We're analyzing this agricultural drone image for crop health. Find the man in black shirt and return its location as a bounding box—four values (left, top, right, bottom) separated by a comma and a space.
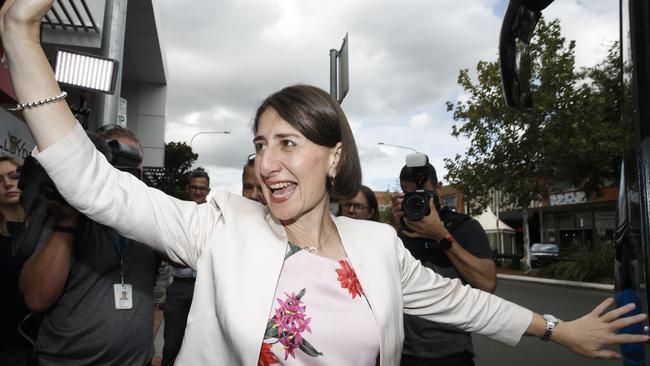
393, 163, 496, 366
20, 127, 159, 366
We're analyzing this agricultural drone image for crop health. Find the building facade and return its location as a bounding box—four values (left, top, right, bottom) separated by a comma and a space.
0, 0, 167, 168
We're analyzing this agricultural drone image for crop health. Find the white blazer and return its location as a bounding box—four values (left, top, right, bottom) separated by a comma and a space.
35, 123, 532, 365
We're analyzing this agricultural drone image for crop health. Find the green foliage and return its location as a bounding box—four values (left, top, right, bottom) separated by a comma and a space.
148, 142, 200, 199
540, 243, 614, 283
445, 19, 626, 210
379, 206, 394, 225
444, 18, 627, 270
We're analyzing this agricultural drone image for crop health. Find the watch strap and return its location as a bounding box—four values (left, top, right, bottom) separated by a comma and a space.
540, 314, 558, 341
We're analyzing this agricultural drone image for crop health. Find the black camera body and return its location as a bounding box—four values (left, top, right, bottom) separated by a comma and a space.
401, 153, 442, 221
107, 139, 143, 179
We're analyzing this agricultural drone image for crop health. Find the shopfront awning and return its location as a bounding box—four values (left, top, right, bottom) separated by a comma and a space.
43, 0, 100, 33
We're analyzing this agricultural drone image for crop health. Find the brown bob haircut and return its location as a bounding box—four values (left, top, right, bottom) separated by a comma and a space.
359, 185, 380, 222
253, 84, 361, 200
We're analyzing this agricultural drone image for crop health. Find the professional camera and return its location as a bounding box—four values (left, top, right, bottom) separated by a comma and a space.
12, 133, 142, 257
107, 139, 143, 179
401, 153, 442, 221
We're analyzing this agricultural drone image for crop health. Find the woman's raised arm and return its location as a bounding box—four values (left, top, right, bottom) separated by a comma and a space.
0, 0, 77, 148
0, 0, 222, 268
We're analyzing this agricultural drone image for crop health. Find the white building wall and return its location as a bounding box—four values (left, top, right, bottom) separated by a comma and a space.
122, 81, 166, 167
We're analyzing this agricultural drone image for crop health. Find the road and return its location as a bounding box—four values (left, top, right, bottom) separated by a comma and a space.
473, 277, 646, 366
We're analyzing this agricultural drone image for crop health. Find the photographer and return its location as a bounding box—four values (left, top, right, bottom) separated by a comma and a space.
393, 160, 495, 366
19, 127, 159, 366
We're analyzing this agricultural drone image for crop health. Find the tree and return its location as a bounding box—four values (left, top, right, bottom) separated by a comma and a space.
147, 142, 201, 199
444, 18, 626, 270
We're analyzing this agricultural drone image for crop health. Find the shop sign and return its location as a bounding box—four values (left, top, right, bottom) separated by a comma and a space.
549, 191, 586, 206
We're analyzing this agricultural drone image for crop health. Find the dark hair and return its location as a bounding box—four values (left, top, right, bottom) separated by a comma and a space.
188, 169, 210, 185
242, 155, 255, 182
97, 125, 143, 157
360, 185, 380, 222
399, 163, 438, 185
252, 85, 361, 200
245, 154, 255, 168
98, 125, 141, 146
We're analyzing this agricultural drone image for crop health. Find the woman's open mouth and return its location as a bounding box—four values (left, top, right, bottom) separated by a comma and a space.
267, 181, 296, 203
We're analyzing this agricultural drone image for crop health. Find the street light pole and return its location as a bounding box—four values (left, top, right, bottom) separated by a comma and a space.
330, 48, 338, 100
377, 142, 419, 153
190, 131, 231, 147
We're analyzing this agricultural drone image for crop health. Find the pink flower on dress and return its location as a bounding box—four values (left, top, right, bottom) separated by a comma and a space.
336, 260, 364, 299
271, 291, 312, 360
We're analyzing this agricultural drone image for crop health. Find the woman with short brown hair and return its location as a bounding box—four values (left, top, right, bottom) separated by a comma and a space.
1, 1, 648, 364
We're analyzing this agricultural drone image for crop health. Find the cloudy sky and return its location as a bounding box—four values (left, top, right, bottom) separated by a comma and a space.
155, 0, 618, 194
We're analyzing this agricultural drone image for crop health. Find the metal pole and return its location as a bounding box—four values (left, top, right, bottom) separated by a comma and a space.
190, 131, 231, 147
329, 49, 338, 100
377, 142, 419, 153
96, 0, 128, 128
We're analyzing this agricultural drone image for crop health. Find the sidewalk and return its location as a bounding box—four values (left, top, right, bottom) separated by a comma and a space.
495, 266, 526, 276
495, 265, 614, 290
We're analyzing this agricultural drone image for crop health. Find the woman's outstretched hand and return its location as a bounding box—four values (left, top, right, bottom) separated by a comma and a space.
0, 0, 54, 42
549, 298, 649, 359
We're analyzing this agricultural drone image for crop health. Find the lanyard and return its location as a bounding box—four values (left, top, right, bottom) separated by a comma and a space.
111, 230, 129, 285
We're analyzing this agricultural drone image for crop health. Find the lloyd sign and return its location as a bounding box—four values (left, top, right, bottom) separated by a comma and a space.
0, 109, 35, 159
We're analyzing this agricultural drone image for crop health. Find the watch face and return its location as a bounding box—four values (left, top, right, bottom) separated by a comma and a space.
543, 314, 558, 323
438, 238, 452, 250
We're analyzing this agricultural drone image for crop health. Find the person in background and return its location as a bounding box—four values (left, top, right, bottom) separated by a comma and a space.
242, 154, 266, 204
20, 128, 159, 366
338, 185, 379, 221
393, 162, 495, 366
161, 169, 210, 366
185, 169, 210, 205
0, 155, 29, 366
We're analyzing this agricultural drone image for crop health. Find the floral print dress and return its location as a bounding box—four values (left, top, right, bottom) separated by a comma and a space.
258, 244, 379, 366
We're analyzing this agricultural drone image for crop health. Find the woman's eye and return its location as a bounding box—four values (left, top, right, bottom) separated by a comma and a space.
282, 139, 296, 148
254, 142, 266, 152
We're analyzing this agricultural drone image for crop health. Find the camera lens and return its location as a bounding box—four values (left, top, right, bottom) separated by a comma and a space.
402, 192, 431, 221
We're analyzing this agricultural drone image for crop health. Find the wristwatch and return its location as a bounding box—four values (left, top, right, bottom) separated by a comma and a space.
438, 235, 455, 250
541, 314, 559, 341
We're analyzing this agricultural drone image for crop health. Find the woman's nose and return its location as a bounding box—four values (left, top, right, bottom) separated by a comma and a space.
258, 150, 281, 178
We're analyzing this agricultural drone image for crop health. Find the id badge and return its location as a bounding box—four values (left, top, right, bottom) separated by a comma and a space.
113, 283, 133, 310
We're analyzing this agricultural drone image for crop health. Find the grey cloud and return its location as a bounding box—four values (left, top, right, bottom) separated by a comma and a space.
156, 0, 617, 193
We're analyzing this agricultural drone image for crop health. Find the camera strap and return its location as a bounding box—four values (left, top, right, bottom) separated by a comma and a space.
440, 209, 471, 234
111, 230, 129, 283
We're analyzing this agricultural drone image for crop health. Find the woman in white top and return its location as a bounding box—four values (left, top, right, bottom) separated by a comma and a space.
1, 0, 648, 365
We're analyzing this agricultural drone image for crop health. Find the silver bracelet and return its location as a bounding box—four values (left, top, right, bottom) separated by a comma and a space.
7, 91, 68, 112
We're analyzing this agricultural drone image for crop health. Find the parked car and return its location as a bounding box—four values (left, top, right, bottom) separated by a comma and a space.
530, 243, 560, 268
